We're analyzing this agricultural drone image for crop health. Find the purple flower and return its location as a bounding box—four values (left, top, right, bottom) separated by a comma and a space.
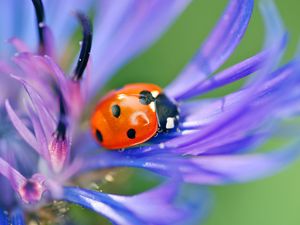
0, 0, 299, 224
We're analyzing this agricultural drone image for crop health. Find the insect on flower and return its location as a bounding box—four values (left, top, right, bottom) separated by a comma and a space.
91, 83, 180, 149
77, 0, 300, 187
1, 0, 300, 224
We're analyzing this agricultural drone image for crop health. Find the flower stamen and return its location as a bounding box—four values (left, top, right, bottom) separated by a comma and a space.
48, 86, 69, 173
73, 12, 93, 81
31, 0, 46, 54
56, 85, 67, 140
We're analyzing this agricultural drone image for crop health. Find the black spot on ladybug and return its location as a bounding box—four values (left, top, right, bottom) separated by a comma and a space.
111, 104, 121, 118
127, 128, 136, 139
139, 90, 155, 105
95, 129, 103, 142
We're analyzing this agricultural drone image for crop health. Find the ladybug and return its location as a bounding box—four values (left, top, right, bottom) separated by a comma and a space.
90, 83, 180, 149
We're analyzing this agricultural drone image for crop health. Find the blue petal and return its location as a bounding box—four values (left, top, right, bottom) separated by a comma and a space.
61, 181, 210, 225
178, 51, 267, 99
181, 143, 300, 184
63, 187, 145, 225
76, 151, 181, 177
166, 0, 254, 100
0, 209, 9, 225
78, 141, 300, 185
11, 209, 25, 225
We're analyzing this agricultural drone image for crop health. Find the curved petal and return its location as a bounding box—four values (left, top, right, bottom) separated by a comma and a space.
182, 144, 300, 184
76, 142, 300, 185
177, 51, 268, 100
5, 100, 40, 155
173, 59, 300, 155
0, 157, 26, 191
165, 0, 254, 100
180, 58, 298, 124
73, 151, 183, 178
61, 181, 210, 225
89, 0, 192, 98
8, 37, 31, 53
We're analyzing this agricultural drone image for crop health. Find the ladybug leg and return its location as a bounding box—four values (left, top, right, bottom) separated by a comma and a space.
155, 94, 179, 132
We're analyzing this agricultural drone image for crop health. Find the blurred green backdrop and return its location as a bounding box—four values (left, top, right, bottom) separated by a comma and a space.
71, 1, 300, 225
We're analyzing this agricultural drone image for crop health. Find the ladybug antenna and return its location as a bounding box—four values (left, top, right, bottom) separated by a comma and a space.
73, 12, 93, 82
53, 84, 68, 140
31, 0, 46, 53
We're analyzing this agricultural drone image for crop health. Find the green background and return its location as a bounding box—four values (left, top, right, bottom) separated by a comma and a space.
71, 1, 300, 225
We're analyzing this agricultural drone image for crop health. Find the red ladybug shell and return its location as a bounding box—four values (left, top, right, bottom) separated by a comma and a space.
91, 83, 162, 149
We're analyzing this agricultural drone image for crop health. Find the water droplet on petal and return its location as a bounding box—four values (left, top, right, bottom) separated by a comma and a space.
159, 143, 165, 149
38, 22, 45, 28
